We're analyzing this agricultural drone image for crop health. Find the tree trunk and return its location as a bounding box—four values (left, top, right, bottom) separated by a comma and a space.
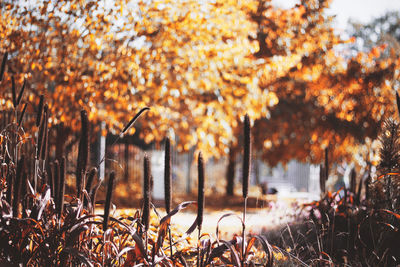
226, 147, 236, 196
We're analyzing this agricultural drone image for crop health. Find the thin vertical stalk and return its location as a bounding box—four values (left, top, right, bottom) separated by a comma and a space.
47, 162, 54, 196
242, 114, 251, 265
226, 145, 236, 196
143, 154, 151, 253
90, 180, 102, 209
324, 147, 329, 182
350, 168, 356, 194
58, 157, 66, 219
6, 168, 13, 204
37, 103, 48, 161
13, 155, 24, 217
17, 103, 27, 127
53, 160, 60, 202
103, 171, 115, 231
164, 138, 172, 214
76, 110, 89, 198
39, 105, 49, 182
0, 51, 7, 82
197, 152, 205, 267
11, 76, 18, 175
396, 91, 400, 119
16, 79, 26, 107
164, 137, 173, 256
34, 96, 44, 192
319, 164, 326, 196
11, 76, 17, 108
85, 167, 97, 208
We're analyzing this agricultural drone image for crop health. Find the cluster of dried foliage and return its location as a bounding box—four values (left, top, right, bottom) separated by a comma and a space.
0, 54, 279, 266
265, 96, 400, 266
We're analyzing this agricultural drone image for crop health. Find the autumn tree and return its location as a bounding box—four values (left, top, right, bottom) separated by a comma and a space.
130, 0, 277, 157
248, 0, 400, 168
0, 0, 276, 161
349, 11, 400, 57
3, 0, 399, 197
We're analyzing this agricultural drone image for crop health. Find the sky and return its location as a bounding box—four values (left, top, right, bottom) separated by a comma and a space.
273, 0, 400, 30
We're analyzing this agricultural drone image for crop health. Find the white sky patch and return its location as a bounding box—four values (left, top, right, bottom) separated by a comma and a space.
271, 0, 400, 30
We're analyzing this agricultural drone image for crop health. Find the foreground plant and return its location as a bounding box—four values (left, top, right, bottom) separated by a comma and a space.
0, 57, 282, 266
242, 114, 251, 265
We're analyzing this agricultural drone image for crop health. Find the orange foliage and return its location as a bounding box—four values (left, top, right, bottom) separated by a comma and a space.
1, 0, 399, 163
251, 0, 400, 166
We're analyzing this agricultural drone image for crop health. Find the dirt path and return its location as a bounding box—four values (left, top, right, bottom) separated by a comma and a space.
167, 202, 298, 240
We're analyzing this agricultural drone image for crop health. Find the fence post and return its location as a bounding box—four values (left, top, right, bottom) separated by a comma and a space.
186, 148, 194, 194
99, 121, 106, 180
124, 137, 129, 182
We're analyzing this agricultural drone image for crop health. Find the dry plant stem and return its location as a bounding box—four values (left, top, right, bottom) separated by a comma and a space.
168, 228, 173, 257
16, 79, 26, 107
242, 114, 251, 265
197, 152, 205, 267
197, 227, 201, 267
242, 197, 247, 262
76, 110, 89, 198
17, 103, 27, 127
58, 157, 66, 220
103, 171, 115, 231
54, 161, 61, 209
324, 147, 329, 182
34, 96, 44, 193
38, 105, 49, 192
143, 154, 151, 255
11, 76, 17, 108
0, 51, 7, 82
84, 167, 97, 208
164, 137, 173, 256
13, 155, 24, 217
396, 91, 400, 119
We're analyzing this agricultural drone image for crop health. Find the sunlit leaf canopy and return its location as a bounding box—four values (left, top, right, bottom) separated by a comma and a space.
249, 0, 400, 165
1, 0, 400, 164
0, 0, 274, 159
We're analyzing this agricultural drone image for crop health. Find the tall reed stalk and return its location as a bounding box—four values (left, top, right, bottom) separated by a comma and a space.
57, 157, 66, 218
0, 52, 7, 82
40, 104, 49, 162
16, 79, 26, 108
53, 160, 60, 203
34, 95, 44, 192
164, 137, 173, 256
242, 114, 251, 264
197, 152, 205, 267
143, 154, 151, 250
12, 155, 24, 217
324, 147, 329, 182
84, 167, 97, 208
76, 110, 89, 198
319, 164, 326, 196
103, 171, 115, 231
396, 91, 400, 119
350, 168, 356, 194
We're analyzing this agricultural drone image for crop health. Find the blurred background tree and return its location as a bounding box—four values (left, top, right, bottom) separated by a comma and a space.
348, 11, 400, 57
249, 0, 400, 167
0, 0, 274, 159
1, 0, 400, 191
